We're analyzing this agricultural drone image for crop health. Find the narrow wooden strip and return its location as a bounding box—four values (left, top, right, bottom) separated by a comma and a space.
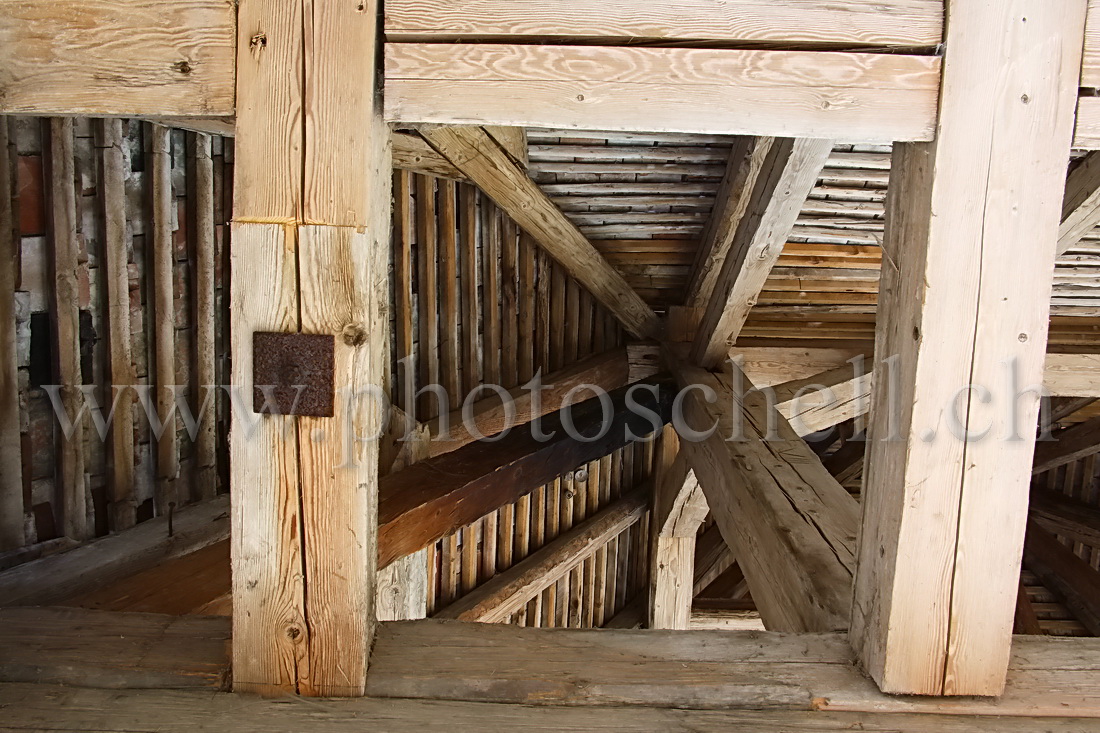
0, 117, 23, 550
190, 132, 217, 501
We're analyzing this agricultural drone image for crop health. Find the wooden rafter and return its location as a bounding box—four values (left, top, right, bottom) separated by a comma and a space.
1059, 151, 1100, 255
1033, 416, 1100, 474
1029, 489, 1100, 549
419, 125, 660, 338
691, 138, 833, 368
1023, 521, 1100, 637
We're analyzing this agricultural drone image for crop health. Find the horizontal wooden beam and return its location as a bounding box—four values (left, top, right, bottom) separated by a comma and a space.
426, 347, 630, 457
673, 356, 860, 632
0, 0, 235, 116
773, 364, 872, 436
383, 0, 944, 47
435, 489, 647, 623
392, 130, 469, 182
385, 45, 941, 142
377, 379, 673, 568
1029, 489, 1100, 549
420, 125, 659, 337
1032, 416, 1100, 474
367, 620, 1100, 718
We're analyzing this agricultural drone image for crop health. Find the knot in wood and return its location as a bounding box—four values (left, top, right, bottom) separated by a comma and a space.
342, 323, 368, 347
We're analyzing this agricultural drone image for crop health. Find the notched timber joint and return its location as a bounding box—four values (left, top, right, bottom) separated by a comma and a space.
252, 332, 335, 416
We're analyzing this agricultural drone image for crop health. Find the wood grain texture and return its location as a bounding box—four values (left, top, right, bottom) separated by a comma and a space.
384, 0, 944, 46
1084, 0, 1100, 88
1032, 416, 1100, 474
1074, 96, 1100, 149
386, 45, 941, 142
190, 133, 217, 501
852, 0, 1086, 696
691, 138, 833, 367
1059, 151, 1100, 256
47, 118, 87, 541
368, 620, 1100, 718
150, 125, 178, 514
0, 117, 21, 550
392, 131, 467, 181
96, 119, 137, 530
650, 536, 694, 630
420, 126, 659, 338
673, 356, 859, 633
436, 490, 647, 623
0, 0, 235, 116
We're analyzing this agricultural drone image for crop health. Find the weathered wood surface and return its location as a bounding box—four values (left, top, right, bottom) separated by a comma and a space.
0, 496, 229, 608
383, 0, 944, 46
0, 118, 21, 551
435, 489, 647, 623
1059, 152, 1100, 256
386, 45, 941, 142
190, 133, 217, 501
420, 126, 659, 337
0, 0, 236, 116
378, 379, 673, 567
852, 0, 1087, 696
2, 683, 1096, 732
367, 621, 1100, 718
673, 357, 859, 633
0, 607, 229, 690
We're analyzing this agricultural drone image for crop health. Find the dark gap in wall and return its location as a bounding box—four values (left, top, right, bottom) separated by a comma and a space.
31, 502, 57, 542
28, 312, 51, 389
136, 497, 154, 524
79, 309, 95, 385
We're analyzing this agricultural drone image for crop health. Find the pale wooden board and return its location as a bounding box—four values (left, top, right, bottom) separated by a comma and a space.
384, 0, 944, 46
385, 45, 941, 142
0, 607, 229, 690
1, 682, 1096, 732
1075, 97, 1100, 150
0, 0, 235, 116
1084, 0, 1100, 88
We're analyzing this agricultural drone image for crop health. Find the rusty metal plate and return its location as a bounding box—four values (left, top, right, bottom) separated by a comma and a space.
252, 332, 335, 417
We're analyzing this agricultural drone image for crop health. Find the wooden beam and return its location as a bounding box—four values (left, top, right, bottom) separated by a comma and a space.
1024, 521, 1100, 636
419, 126, 659, 338
1032, 416, 1100, 474
385, 45, 941, 142
0, 117, 21, 551
672, 356, 859, 632
1012, 580, 1044, 636
650, 429, 705, 630
652, 453, 707, 539
383, 0, 944, 47
425, 346, 630, 458
691, 138, 833, 368
391, 131, 468, 182
772, 364, 872, 437
0, 495, 229, 608
650, 535, 694, 630
0, 0, 235, 116
435, 489, 647, 623
851, 0, 1086, 697
692, 524, 735, 597
1058, 152, 1100, 256
189, 132, 217, 501
367, 620, 1100, 718
230, 0, 390, 697
46, 118, 87, 541
96, 119, 137, 531
685, 137, 774, 309
1029, 489, 1100, 549
378, 379, 673, 568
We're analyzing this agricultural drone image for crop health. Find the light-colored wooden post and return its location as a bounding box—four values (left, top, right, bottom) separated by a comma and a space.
0, 117, 23, 550
231, 0, 390, 696
47, 118, 88, 541
852, 0, 1087, 696
96, 119, 136, 531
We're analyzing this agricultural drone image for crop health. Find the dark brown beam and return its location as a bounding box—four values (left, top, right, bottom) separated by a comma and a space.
1029, 489, 1100, 553
1032, 416, 1100, 474
1023, 521, 1100, 636
378, 379, 674, 568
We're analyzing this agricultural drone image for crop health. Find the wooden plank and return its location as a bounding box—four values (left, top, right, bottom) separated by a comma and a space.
46, 118, 87, 541
419, 126, 658, 338
384, 0, 944, 46
415, 174, 439, 419
378, 380, 673, 568
652, 453, 707, 539
772, 364, 873, 436
1074, 97, 1100, 149
0, 0, 235, 116
0, 494, 229, 608
1033, 416, 1100, 474
1023, 522, 1100, 636
650, 536, 694, 630
392, 131, 468, 181
436, 489, 647, 622
1058, 152, 1100, 256
386, 45, 941, 143
4, 682, 1099, 732
368, 620, 1100, 718
0, 607, 229, 690
672, 357, 859, 632
1029, 489, 1100, 549
0, 117, 21, 551
426, 347, 630, 457
96, 119, 137, 530
190, 132, 217, 501
691, 138, 833, 367
851, 0, 1086, 697
685, 137, 774, 309
1085, 0, 1100, 88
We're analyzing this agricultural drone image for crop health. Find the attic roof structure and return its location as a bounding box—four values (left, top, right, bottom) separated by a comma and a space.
2, 0, 1100, 729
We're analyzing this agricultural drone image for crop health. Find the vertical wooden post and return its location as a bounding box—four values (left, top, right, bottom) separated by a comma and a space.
231, 0, 390, 696
96, 119, 136, 531
0, 117, 23, 550
190, 132, 217, 501
46, 118, 87, 541
149, 124, 178, 515
852, 0, 1086, 696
